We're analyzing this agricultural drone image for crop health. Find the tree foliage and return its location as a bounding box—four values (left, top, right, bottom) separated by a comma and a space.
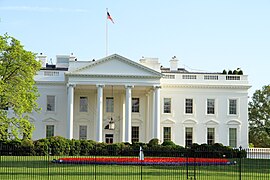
248, 85, 270, 147
0, 34, 41, 140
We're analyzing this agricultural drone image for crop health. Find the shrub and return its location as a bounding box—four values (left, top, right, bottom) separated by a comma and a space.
148, 138, 159, 147
238, 70, 243, 75
48, 136, 70, 156
80, 140, 95, 155
21, 139, 35, 155
161, 140, 176, 146
33, 138, 49, 155
69, 139, 81, 156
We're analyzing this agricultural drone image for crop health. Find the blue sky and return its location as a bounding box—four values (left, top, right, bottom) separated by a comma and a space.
0, 0, 269, 95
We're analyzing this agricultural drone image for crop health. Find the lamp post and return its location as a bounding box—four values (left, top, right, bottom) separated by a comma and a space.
108, 117, 115, 130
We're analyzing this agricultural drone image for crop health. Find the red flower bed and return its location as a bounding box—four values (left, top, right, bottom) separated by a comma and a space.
53, 157, 232, 166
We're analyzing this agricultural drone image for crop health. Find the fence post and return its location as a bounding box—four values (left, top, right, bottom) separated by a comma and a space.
47, 146, 51, 180
94, 144, 97, 180
186, 148, 189, 179
238, 146, 242, 180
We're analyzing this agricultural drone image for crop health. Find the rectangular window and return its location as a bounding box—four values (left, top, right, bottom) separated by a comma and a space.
132, 98, 140, 113
229, 99, 237, 115
79, 125, 87, 140
163, 98, 171, 113
132, 126, 139, 143
207, 99, 215, 114
163, 127, 171, 142
185, 99, 193, 114
207, 128, 215, 145
106, 97, 114, 113
185, 127, 193, 147
46, 125, 54, 138
229, 128, 237, 148
47, 95, 55, 111
80, 97, 88, 112
105, 134, 114, 144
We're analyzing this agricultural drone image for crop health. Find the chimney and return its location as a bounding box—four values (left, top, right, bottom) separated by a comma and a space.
170, 56, 178, 71
36, 53, 47, 68
69, 53, 76, 62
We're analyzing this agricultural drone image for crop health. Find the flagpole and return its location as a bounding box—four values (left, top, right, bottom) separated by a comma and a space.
106, 8, 108, 56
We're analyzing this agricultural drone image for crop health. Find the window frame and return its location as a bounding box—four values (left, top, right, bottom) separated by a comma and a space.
229, 128, 237, 148
106, 97, 114, 113
207, 128, 215, 145
79, 96, 88, 112
46, 95, 56, 112
229, 99, 237, 115
132, 98, 140, 113
163, 98, 171, 114
185, 98, 193, 114
207, 99, 215, 115
79, 125, 87, 140
131, 126, 139, 143
46, 125, 55, 138
185, 127, 193, 147
163, 127, 172, 142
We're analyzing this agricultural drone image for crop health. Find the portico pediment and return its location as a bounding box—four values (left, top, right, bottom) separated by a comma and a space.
67, 54, 163, 78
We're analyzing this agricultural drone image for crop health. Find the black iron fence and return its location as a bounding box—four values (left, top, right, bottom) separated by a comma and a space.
0, 143, 270, 180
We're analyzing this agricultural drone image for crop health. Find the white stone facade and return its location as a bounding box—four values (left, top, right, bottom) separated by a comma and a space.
30, 54, 250, 148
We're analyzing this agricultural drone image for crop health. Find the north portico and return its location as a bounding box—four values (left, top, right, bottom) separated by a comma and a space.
65, 54, 163, 143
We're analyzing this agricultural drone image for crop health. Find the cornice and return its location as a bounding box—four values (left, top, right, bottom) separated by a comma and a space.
66, 73, 160, 79
35, 81, 66, 86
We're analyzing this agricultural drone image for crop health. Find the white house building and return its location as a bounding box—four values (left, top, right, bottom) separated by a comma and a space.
31, 53, 251, 148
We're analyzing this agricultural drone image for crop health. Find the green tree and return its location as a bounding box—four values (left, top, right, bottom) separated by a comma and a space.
0, 34, 41, 140
248, 85, 270, 147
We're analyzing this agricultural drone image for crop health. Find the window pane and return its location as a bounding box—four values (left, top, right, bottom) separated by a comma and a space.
207, 128, 215, 145
106, 97, 114, 112
207, 99, 215, 114
105, 134, 114, 144
47, 95, 55, 111
79, 125, 87, 140
185, 99, 193, 114
132, 126, 139, 143
229, 99, 237, 115
229, 128, 237, 147
132, 98, 140, 113
163, 127, 171, 141
46, 125, 54, 138
80, 97, 88, 112
185, 127, 193, 147
164, 98, 171, 113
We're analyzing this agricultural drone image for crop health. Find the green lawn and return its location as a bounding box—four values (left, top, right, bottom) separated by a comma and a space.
0, 156, 269, 180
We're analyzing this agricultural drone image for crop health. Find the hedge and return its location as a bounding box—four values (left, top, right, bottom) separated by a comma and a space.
0, 137, 245, 158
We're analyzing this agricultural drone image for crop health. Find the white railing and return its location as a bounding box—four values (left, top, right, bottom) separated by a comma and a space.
247, 148, 270, 159
161, 74, 249, 85
44, 71, 60, 76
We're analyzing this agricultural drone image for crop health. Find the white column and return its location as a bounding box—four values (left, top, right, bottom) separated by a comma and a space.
96, 84, 104, 142
67, 83, 76, 139
121, 94, 126, 142
153, 86, 161, 140
125, 85, 133, 143
145, 92, 150, 142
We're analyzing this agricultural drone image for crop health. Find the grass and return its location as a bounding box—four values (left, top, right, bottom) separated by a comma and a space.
0, 156, 269, 180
